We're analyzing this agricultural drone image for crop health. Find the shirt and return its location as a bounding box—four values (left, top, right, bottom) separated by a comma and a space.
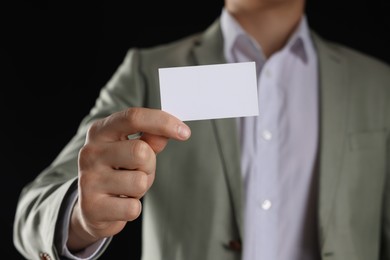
221, 8, 320, 260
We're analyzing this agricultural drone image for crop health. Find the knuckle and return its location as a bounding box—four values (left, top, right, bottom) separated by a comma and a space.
134, 173, 149, 196
86, 121, 101, 140
79, 144, 98, 162
124, 107, 141, 126
132, 141, 151, 162
126, 199, 142, 220
78, 144, 102, 169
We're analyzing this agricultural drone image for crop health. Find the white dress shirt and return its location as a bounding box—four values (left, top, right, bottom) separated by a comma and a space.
221, 9, 321, 260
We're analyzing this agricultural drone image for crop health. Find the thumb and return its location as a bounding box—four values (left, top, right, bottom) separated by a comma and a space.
140, 133, 171, 154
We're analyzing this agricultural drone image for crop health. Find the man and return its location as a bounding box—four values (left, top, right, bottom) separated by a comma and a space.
14, 0, 390, 259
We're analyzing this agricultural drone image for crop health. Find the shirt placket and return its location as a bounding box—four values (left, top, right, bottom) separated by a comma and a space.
253, 54, 284, 259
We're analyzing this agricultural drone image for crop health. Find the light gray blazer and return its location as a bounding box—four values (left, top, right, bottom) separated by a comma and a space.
14, 18, 390, 260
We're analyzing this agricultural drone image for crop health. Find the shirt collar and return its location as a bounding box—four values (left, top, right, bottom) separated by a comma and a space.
221, 7, 313, 64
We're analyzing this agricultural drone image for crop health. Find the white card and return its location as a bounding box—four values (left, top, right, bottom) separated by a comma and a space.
158, 62, 259, 121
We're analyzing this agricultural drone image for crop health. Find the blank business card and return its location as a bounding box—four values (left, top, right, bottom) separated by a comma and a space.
158, 62, 259, 121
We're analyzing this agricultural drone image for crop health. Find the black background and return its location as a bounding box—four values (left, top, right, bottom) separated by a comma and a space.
1, 0, 389, 259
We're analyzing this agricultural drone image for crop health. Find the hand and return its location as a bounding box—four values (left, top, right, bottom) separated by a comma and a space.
67, 107, 191, 251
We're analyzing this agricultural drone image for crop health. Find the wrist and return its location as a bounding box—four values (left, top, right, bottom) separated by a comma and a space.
67, 201, 99, 252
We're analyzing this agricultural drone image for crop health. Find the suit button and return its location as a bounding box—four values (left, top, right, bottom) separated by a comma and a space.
227, 240, 242, 252
39, 252, 52, 260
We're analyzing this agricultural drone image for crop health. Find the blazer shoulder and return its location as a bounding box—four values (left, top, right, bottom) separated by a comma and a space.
314, 31, 390, 78
340, 44, 390, 77
129, 32, 203, 69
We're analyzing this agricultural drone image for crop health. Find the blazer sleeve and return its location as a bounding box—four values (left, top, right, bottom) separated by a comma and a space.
13, 48, 148, 260
382, 73, 390, 259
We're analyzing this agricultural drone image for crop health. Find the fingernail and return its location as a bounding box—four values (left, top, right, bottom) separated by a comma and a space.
177, 124, 191, 139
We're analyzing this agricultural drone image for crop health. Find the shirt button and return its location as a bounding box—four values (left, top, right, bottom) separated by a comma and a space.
261, 200, 272, 210
261, 130, 272, 141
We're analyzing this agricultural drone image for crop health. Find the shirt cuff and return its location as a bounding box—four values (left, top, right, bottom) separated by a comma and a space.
57, 189, 110, 260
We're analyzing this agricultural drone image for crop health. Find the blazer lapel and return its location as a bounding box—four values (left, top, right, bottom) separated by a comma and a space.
211, 119, 244, 238
192, 19, 244, 238
192, 18, 226, 65
312, 32, 348, 250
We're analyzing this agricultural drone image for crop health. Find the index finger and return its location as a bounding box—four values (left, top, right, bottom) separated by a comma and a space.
88, 107, 191, 142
